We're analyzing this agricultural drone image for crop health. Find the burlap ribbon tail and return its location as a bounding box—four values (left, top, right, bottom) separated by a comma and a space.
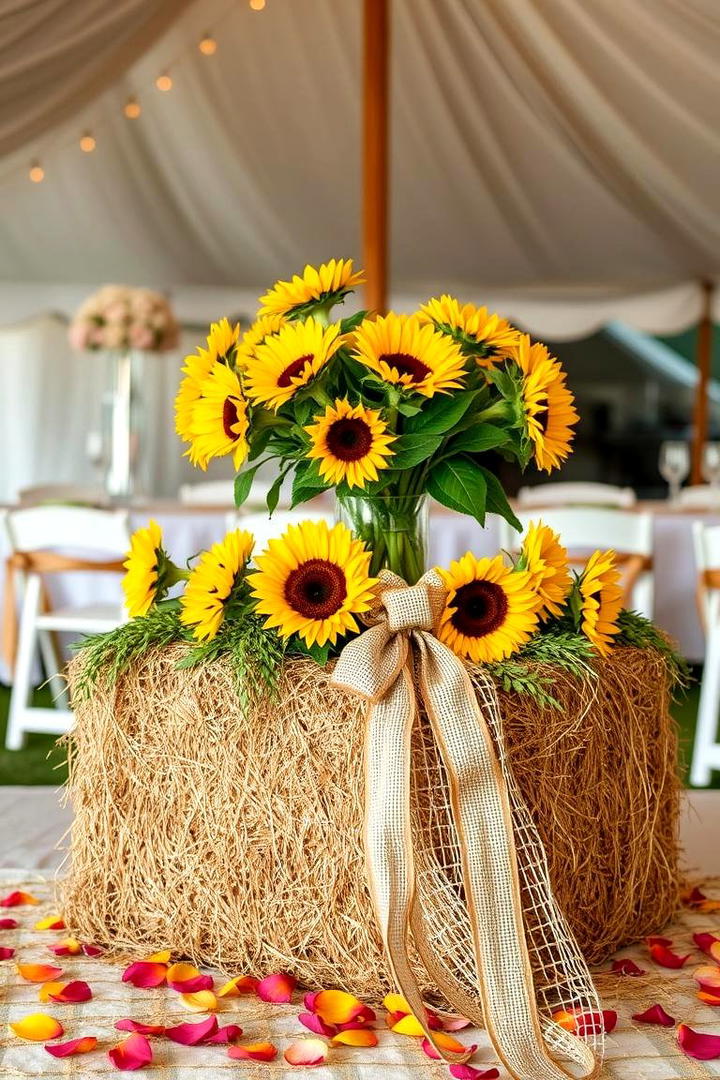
331, 569, 600, 1080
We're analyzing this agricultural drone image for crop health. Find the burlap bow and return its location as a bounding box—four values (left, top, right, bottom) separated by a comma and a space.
331, 569, 600, 1080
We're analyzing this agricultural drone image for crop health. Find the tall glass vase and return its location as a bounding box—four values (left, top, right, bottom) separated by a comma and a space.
104, 350, 143, 500
335, 494, 429, 584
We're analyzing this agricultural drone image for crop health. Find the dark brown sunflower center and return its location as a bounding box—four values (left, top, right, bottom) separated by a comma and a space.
222, 396, 241, 439
277, 354, 313, 387
450, 580, 508, 638
380, 352, 430, 383
284, 559, 347, 619
325, 418, 373, 461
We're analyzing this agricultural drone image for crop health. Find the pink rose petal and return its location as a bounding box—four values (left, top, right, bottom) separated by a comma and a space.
300, 1011, 336, 1036
49, 980, 93, 1003
165, 1015, 218, 1046
0, 947, 15, 960
204, 1024, 243, 1044
694, 933, 720, 956
632, 1004, 675, 1027
611, 958, 647, 976
115, 1020, 166, 1036
122, 961, 167, 988
284, 1037, 327, 1066
82, 944, 104, 957
450, 1068, 500, 1080
303, 991, 321, 1012
441, 1015, 472, 1032
678, 1023, 720, 1060
257, 971, 296, 1003
168, 973, 214, 994
108, 1033, 153, 1070
45, 1036, 98, 1057
0, 918, 18, 930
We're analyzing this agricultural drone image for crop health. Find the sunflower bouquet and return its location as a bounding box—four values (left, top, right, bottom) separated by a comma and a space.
175, 259, 577, 584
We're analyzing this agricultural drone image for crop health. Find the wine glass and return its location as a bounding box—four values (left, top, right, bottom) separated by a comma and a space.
701, 442, 720, 507
659, 441, 690, 504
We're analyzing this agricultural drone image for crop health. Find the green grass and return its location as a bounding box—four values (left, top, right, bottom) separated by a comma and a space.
0, 669, 717, 788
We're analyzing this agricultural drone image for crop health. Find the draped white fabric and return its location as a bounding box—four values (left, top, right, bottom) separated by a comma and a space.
0, 0, 718, 309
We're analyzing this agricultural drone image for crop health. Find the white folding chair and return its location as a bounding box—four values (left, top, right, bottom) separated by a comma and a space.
690, 523, 720, 786
226, 508, 335, 560
178, 480, 236, 506
17, 484, 107, 507
516, 482, 636, 509
499, 507, 654, 618
4, 506, 129, 750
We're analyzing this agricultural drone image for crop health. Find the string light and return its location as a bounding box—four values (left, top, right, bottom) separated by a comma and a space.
155, 72, 173, 92
198, 33, 217, 55
29, 162, 44, 183
124, 97, 141, 119
80, 133, 96, 153
249, 0, 266, 9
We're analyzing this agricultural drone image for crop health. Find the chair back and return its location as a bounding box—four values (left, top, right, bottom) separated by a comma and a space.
17, 484, 107, 508
5, 506, 130, 558
226, 509, 335, 557
178, 481, 236, 506
693, 522, 720, 631
516, 482, 636, 509
678, 485, 720, 510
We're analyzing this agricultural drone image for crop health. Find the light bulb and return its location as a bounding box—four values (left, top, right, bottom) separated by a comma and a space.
80, 133, 96, 153
29, 162, 44, 183
199, 34, 217, 55
124, 98, 141, 119
155, 73, 173, 92
249, 0, 266, 10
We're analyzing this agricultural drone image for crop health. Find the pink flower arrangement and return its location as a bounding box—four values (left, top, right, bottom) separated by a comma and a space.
69, 285, 179, 353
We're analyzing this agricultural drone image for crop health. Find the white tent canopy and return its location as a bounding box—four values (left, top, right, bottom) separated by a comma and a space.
1, 0, 719, 335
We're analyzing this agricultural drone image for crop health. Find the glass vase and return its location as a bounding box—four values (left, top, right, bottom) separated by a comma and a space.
335, 493, 429, 584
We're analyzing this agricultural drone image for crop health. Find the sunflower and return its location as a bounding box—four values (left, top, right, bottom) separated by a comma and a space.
519, 521, 572, 620
305, 399, 395, 489
258, 259, 365, 318
352, 312, 466, 397
577, 550, 623, 657
510, 334, 579, 472
436, 553, 539, 664
243, 317, 343, 411
249, 520, 377, 648
418, 295, 521, 367
234, 313, 286, 370
182, 361, 249, 470
175, 318, 241, 441
180, 530, 254, 641
122, 520, 183, 617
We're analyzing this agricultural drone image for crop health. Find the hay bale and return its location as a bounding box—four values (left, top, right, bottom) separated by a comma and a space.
62, 645, 680, 1001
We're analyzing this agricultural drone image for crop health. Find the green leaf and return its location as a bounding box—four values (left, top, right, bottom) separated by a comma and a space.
446, 423, 509, 455
404, 391, 479, 435
339, 310, 367, 334
234, 464, 262, 508
293, 397, 316, 426
389, 433, 444, 470
266, 469, 289, 515
396, 398, 423, 417
426, 456, 487, 524
478, 466, 522, 531
290, 460, 329, 507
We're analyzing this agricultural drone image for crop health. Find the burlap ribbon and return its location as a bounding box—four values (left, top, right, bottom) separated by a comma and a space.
331, 569, 600, 1080
3, 551, 125, 671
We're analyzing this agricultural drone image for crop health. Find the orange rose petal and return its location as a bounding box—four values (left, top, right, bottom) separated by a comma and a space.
314, 988, 373, 1025
229, 1041, 278, 1061
391, 1013, 425, 1037
17, 963, 64, 984
109, 1032, 153, 1070
218, 975, 259, 997
0, 890, 39, 907
10, 1013, 64, 1041
179, 990, 218, 1012
45, 1036, 98, 1058
284, 1037, 328, 1066
166, 961, 199, 983
331, 1028, 378, 1047
698, 990, 720, 1006
38, 981, 67, 1003
146, 950, 171, 963
50, 937, 82, 956
34, 916, 65, 931
693, 965, 720, 991
552, 1009, 578, 1032
384, 992, 412, 1015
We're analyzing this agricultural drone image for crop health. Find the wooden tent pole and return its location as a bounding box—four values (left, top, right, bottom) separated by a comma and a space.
691, 279, 715, 485
362, 0, 389, 314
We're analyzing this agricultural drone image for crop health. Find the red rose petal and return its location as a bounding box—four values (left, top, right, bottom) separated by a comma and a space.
0, 918, 18, 929
115, 1020, 166, 1036
300, 1011, 336, 1036
0, 890, 39, 907
257, 971, 296, 1003
646, 936, 674, 947
450, 1068, 500, 1080
678, 1023, 720, 1060
82, 944, 104, 957
694, 933, 720, 956
204, 1023, 244, 1045
169, 974, 214, 993
0, 947, 15, 960
611, 958, 647, 976
649, 943, 691, 969
121, 961, 167, 988
49, 980, 93, 1004
45, 1036, 98, 1057
165, 1015, 218, 1045
109, 1033, 153, 1071
632, 1004, 675, 1027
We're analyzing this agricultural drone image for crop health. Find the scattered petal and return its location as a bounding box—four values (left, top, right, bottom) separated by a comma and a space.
10, 1013, 64, 1041
0, 890, 39, 907
420, 1033, 477, 1058
440, 1015, 472, 1032
45, 1036, 97, 1057
392, 1013, 425, 1037
693, 965, 720, 992
146, 950, 171, 963
0, 947, 15, 960
450, 1068, 500, 1080
576, 1011, 617, 1036
683, 886, 720, 913
166, 961, 214, 993
331, 1028, 378, 1047
551, 1010, 578, 1032
122, 961, 167, 988
34, 915, 65, 931
678, 1023, 720, 1060
179, 990, 218, 1012
646, 936, 674, 947
205, 1023, 243, 1044
0, 918, 18, 929
229, 1041, 278, 1061
50, 937, 83, 956
300, 1011, 336, 1036
115, 1020, 166, 1035
648, 943, 690, 969
17, 963, 63, 983
82, 944, 104, 957
694, 933, 720, 956
697, 990, 720, 1006
314, 989, 374, 1025
39, 981, 67, 1003
257, 971, 296, 1003
383, 992, 411, 1015
49, 980, 93, 1004
632, 1004, 676, 1027
304, 991, 321, 1012
611, 958, 647, 977
218, 974, 258, 997
109, 1033, 153, 1071
284, 1037, 328, 1066
165, 1015, 218, 1045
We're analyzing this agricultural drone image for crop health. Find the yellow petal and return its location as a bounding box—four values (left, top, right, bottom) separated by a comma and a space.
179, 991, 218, 1012
10, 1013, 64, 1041
38, 981, 67, 1003
146, 949, 172, 963
391, 1013, 425, 1037
384, 993, 412, 1015
332, 1028, 378, 1047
